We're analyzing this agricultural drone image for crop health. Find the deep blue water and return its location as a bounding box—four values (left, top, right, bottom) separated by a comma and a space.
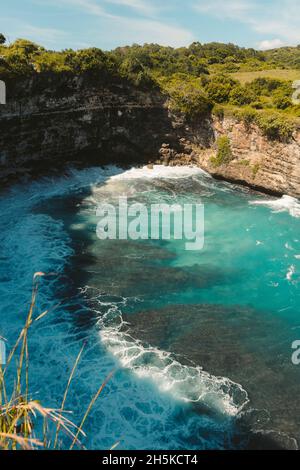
0, 165, 300, 449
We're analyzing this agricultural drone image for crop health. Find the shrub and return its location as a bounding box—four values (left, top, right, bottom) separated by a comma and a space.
205, 74, 238, 103
229, 85, 256, 105
233, 106, 257, 128
256, 113, 294, 141
251, 100, 264, 109
212, 104, 225, 120
233, 107, 295, 141
248, 77, 286, 96
165, 76, 213, 117
11, 39, 42, 57
211, 135, 233, 166
273, 89, 293, 110
34, 51, 73, 73
1, 51, 34, 76
252, 163, 260, 177
65, 48, 116, 76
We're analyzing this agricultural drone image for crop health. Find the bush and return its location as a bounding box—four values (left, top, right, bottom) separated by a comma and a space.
273, 89, 293, 110
248, 77, 286, 96
211, 135, 233, 166
251, 100, 264, 109
232, 106, 295, 141
229, 85, 256, 105
257, 113, 294, 141
1, 51, 34, 77
205, 74, 238, 103
212, 104, 225, 120
65, 48, 116, 75
11, 39, 42, 57
165, 76, 213, 117
233, 106, 257, 129
133, 70, 157, 88
34, 51, 73, 73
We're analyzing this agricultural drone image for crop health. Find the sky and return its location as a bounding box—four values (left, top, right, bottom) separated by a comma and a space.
0, 0, 300, 51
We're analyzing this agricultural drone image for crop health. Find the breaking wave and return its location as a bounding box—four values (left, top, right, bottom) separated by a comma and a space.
85, 289, 249, 419
109, 164, 211, 181
250, 195, 300, 218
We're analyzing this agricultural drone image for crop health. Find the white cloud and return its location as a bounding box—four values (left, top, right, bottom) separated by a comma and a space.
258, 38, 285, 50
46, 0, 194, 47
103, 0, 157, 16
106, 16, 194, 47
194, 0, 254, 20
61, 0, 108, 16
193, 0, 300, 47
0, 19, 69, 48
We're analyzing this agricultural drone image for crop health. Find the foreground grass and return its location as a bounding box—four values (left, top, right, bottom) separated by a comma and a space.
0, 272, 110, 450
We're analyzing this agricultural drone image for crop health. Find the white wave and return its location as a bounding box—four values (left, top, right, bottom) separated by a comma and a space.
91, 293, 248, 419
249, 195, 300, 218
109, 165, 211, 181
286, 265, 296, 281
100, 325, 248, 417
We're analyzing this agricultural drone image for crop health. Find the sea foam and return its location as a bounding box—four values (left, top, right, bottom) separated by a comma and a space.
250, 195, 300, 218
109, 165, 211, 181
87, 289, 249, 419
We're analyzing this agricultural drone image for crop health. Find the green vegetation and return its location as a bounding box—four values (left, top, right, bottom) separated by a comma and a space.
256, 112, 294, 141
1, 36, 300, 140
160, 74, 212, 117
252, 163, 260, 178
205, 74, 238, 103
211, 136, 233, 167
232, 106, 295, 141
264, 46, 300, 69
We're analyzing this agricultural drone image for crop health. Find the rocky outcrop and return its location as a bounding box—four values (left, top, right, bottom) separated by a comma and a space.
0, 72, 300, 197
162, 116, 300, 198
200, 116, 300, 197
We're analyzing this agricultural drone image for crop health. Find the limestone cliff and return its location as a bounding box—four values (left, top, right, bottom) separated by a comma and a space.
190, 116, 300, 198
0, 73, 300, 198
0, 73, 181, 182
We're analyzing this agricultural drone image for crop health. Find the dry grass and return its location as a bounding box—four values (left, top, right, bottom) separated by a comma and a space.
230, 69, 300, 84
0, 273, 109, 450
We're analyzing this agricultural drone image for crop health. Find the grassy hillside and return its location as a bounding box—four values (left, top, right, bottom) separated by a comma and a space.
230, 69, 300, 84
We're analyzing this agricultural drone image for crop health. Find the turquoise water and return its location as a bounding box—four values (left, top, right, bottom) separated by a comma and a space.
0, 165, 300, 449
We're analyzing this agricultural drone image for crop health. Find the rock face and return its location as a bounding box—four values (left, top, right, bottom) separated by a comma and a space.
166, 116, 300, 198
198, 116, 300, 197
0, 73, 181, 182
0, 73, 300, 197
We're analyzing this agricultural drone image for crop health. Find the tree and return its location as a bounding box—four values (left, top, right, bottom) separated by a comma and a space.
66, 48, 116, 75
273, 89, 292, 110
0, 33, 6, 45
165, 76, 213, 117
205, 75, 238, 103
12, 39, 41, 56
229, 85, 256, 106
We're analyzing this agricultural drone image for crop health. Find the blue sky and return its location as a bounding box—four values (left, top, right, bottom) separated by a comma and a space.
0, 0, 299, 51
